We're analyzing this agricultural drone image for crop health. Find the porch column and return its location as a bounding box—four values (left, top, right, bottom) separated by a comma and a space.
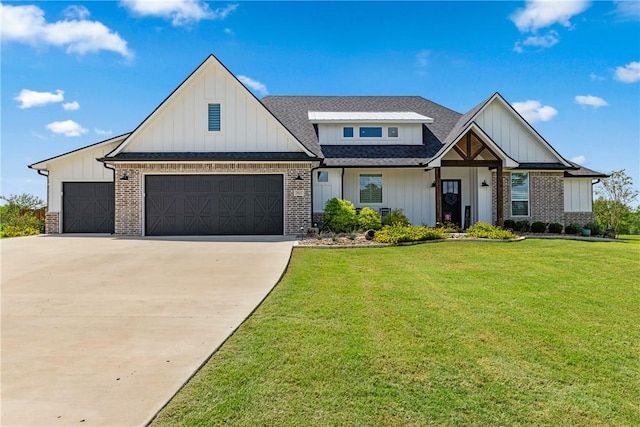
435, 167, 442, 224
496, 165, 504, 226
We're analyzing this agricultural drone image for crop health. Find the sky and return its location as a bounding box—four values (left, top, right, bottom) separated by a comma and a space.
1, 0, 639, 205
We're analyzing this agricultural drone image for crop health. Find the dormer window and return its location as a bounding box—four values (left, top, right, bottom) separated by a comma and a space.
360, 127, 382, 137
343, 127, 354, 138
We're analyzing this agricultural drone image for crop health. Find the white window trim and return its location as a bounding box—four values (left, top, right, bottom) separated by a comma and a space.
359, 173, 383, 204
511, 172, 530, 217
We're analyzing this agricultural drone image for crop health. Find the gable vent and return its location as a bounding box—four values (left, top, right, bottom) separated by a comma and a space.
208, 103, 221, 131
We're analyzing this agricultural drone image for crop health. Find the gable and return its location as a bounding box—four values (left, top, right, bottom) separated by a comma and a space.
111, 55, 310, 156
473, 97, 562, 163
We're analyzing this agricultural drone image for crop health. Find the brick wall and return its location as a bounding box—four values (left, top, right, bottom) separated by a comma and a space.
45, 211, 59, 234
492, 171, 593, 226
113, 162, 312, 236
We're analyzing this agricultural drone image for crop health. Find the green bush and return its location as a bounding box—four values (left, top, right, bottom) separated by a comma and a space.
564, 222, 582, 235
358, 207, 382, 230
548, 222, 563, 234
440, 222, 461, 233
531, 221, 547, 233
374, 225, 445, 245
467, 222, 517, 240
584, 222, 602, 236
515, 220, 530, 232
322, 198, 358, 232
0, 224, 42, 238
503, 219, 516, 230
382, 208, 410, 227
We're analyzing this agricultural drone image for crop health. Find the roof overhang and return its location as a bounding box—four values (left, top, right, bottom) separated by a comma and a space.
426, 122, 519, 168
28, 133, 130, 170
308, 111, 434, 124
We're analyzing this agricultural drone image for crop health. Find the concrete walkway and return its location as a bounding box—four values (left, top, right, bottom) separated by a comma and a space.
1, 235, 294, 427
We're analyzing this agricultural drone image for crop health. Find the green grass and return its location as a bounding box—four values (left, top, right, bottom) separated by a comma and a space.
619, 234, 640, 244
152, 240, 640, 426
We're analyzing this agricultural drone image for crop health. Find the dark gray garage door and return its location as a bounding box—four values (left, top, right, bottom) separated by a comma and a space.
63, 182, 114, 233
145, 175, 283, 236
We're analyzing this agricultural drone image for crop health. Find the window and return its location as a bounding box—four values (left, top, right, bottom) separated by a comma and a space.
208, 103, 221, 131
360, 174, 382, 203
388, 127, 398, 137
343, 127, 354, 138
359, 127, 382, 137
317, 171, 329, 183
511, 172, 529, 216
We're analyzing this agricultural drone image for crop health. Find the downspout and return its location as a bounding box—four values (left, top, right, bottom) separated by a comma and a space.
341, 168, 345, 199
102, 162, 116, 235
36, 169, 50, 211
309, 162, 322, 227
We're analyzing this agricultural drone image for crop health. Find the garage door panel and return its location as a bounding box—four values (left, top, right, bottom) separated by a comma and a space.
63, 182, 114, 233
145, 175, 283, 236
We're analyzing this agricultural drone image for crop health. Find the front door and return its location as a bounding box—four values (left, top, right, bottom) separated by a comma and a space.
441, 180, 461, 226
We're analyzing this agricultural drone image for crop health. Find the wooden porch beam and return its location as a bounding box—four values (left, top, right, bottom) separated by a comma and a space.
435, 167, 442, 225
496, 165, 504, 226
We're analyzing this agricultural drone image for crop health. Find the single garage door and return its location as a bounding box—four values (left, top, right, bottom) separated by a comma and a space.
145, 175, 283, 236
63, 182, 114, 233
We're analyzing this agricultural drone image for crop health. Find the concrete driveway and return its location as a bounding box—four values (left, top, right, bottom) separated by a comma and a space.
1, 234, 294, 427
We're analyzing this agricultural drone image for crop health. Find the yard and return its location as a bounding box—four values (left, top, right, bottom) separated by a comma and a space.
152, 239, 639, 426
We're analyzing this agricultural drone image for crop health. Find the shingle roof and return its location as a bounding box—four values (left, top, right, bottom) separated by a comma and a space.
261, 96, 462, 158
321, 145, 431, 167
564, 161, 609, 178
106, 152, 315, 161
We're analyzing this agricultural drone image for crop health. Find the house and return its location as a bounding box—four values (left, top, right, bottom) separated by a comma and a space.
29, 54, 606, 236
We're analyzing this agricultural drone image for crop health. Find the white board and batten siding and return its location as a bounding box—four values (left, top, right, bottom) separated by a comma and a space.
313, 169, 342, 212
123, 59, 304, 154
475, 100, 558, 163
564, 179, 593, 212
318, 124, 423, 145
45, 141, 121, 212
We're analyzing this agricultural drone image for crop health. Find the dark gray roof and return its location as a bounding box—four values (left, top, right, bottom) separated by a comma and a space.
105, 152, 315, 161
261, 96, 462, 158
516, 162, 570, 170
321, 145, 430, 167
564, 161, 609, 178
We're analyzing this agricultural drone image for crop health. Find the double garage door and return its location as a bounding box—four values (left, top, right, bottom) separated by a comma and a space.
62, 175, 283, 235
145, 175, 283, 236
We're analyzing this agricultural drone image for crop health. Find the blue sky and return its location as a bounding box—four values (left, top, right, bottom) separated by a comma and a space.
2, 0, 639, 204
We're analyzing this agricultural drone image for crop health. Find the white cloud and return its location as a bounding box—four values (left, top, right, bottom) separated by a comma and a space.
589, 72, 604, 81
46, 120, 88, 137
575, 95, 608, 108
571, 155, 586, 165
14, 89, 64, 109
512, 100, 558, 123
416, 50, 430, 67
62, 101, 80, 111
94, 128, 113, 136
223, 27, 234, 36
612, 0, 640, 20
237, 75, 268, 96
615, 61, 640, 83
123, 1, 238, 26
63, 5, 90, 20
0, 3, 133, 58
510, 0, 590, 33
514, 30, 559, 52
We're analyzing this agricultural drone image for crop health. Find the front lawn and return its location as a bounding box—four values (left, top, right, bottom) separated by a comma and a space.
152, 239, 640, 426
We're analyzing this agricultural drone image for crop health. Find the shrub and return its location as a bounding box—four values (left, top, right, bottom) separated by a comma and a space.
321, 198, 358, 232
358, 207, 382, 230
440, 222, 461, 233
382, 208, 410, 227
503, 219, 516, 230
374, 225, 445, 245
565, 222, 582, 235
583, 222, 602, 236
467, 222, 517, 240
531, 221, 547, 233
548, 222, 563, 234
0, 224, 41, 238
515, 220, 530, 232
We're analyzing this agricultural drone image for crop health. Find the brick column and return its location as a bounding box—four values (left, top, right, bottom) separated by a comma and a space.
45, 211, 60, 234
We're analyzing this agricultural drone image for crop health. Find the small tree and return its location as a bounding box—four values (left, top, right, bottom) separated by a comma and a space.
322, 198, 358, 232
594, 170, 639, 236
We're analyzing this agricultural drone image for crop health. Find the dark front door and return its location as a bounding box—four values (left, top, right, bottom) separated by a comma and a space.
145, 175, 283, 236
63, 182, 114, 233
441, 180, 461, 226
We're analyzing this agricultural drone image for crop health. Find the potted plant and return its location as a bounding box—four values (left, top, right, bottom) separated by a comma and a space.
581, 226, 591, 237
583, 222, 601, 237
